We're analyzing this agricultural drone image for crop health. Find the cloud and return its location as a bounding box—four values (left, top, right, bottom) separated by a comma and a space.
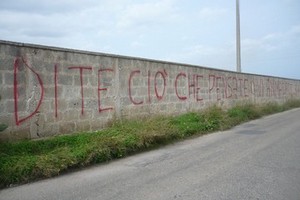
240, 24, 300, 78
164, 43, 235, 71
0, 0, 99, 14
164, 24, 300, 74
196, 7, 227, 21
0, 0, 229, 53
242, 28, 297, 53
0, 10, 69, 38
289, 25, 300, 34
0, 0, 122, 49
116, 0, 178, 30
0, 1, 299, 79
242, 24, 300, 61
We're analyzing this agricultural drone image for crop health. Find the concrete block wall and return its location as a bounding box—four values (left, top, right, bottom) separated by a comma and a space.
1, 40, 300, 141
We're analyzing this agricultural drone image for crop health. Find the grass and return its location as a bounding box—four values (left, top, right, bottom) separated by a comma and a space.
1, 99, 300, 188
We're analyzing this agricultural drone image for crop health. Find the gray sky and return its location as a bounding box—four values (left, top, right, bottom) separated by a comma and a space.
1, 0, 299, 79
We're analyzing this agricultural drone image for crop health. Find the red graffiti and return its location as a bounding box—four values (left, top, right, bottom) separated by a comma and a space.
225, 77, 232, 99
195, 75, 204, 101
154, 70, 167, 100
210, 75, 251, 101
98, 69, 114, 112
128, 70, 143, 105
209, 75, 216, 100
207, 75, 225, 101
54, 64, 58, 118
175, 72, 187, 100
68, 66, 92, 115
216, 76, 223, 100
14, 57, 44, 125
148, 70, 151, 103
9, 54, 300, 129
175, 73, 204, 102
238, 78, 243, 97
188, 74, 195, 98
232, 77, 238, 98
244, 79, 249, 97
129, 69, 168, 105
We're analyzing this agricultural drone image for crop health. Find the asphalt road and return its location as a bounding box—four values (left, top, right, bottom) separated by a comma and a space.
1, 108, 300, 200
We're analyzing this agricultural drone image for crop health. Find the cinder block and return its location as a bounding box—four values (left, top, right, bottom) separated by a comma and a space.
1, 41, 300, 141
5, 100, 16, 113
10, 127, 30, 140
58, 74, 73, 85
0, 73, 3, 85
4, 72, 14, 85
76, 120, 91, 132
59, 122, 76, 134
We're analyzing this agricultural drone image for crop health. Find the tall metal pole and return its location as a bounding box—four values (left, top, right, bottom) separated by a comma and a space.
236, 0, 241, 72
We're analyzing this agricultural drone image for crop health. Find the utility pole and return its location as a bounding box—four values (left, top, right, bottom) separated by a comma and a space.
236, 0, 241, 72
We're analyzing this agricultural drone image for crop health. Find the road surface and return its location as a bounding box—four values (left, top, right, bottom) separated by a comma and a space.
1, 108, 300, 200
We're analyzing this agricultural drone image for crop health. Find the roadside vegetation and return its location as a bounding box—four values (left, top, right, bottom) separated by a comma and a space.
1, 99, 300, 188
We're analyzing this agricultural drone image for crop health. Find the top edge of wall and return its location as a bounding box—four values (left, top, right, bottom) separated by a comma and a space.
1, 39, 299, 81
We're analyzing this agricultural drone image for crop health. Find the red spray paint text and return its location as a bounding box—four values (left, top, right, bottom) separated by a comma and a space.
12, 57, 300, 126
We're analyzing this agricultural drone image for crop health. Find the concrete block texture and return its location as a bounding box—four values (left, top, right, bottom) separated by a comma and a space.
1, 40, 300, 141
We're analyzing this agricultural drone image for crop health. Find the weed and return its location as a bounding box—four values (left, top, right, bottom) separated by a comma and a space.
1, 99, 300, 188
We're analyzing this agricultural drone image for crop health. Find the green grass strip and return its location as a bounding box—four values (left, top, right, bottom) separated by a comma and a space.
1, 99, 300, 188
